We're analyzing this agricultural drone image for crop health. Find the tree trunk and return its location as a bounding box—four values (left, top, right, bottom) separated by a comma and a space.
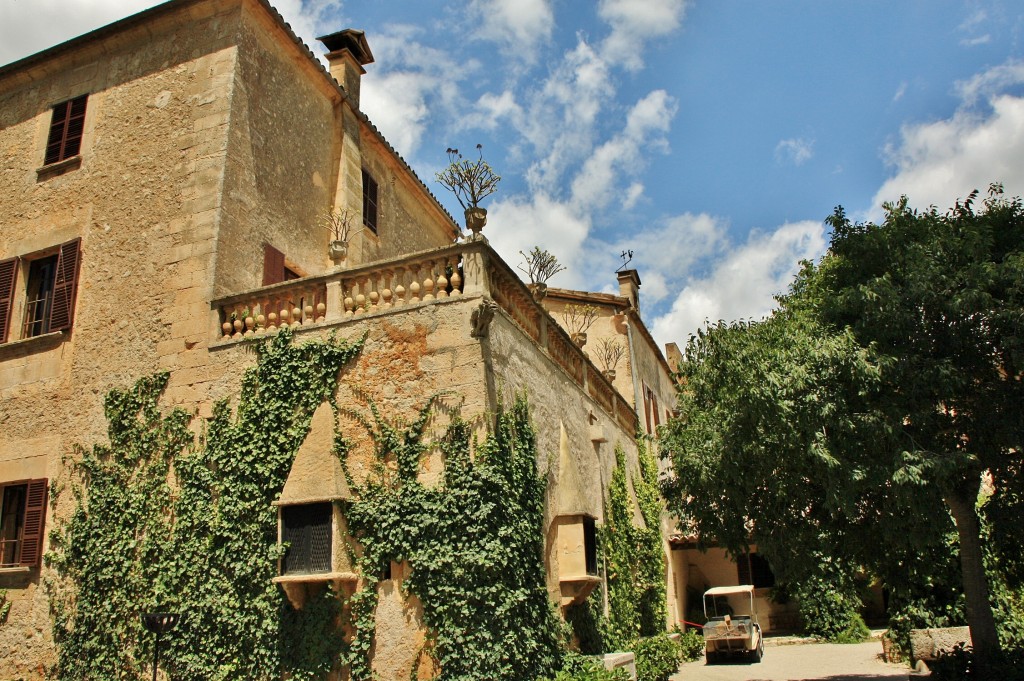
944, 486, 1001, 668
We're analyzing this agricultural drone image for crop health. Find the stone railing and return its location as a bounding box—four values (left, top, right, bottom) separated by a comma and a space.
215, 243, 467, 339
212, 239, 637, 433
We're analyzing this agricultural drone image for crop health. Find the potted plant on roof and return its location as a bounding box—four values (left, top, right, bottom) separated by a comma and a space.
594, 337, 625, 381
321, 208, 358, 264
435, 144, 501, 237
562, 304, 598, 348
518, 246, 566, 301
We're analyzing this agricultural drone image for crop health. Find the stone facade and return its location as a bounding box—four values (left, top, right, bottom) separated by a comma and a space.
0, 1, 681, 678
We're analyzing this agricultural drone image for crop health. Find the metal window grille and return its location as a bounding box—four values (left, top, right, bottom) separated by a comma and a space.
281, 503, 332, 574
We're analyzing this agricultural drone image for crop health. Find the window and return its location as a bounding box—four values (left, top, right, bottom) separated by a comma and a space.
583, 516, 598, 577
281, 502, 332, 575
262, 244, 300, 286
0, 479, 48, 568
362, 168, 379, 233
44, 95, 88, 165
643, 384, 660, 435
737, 552, 776, 589
0, 238, 81, 344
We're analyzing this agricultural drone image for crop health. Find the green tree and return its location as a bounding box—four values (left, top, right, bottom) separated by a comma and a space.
663, 187, 1024, 669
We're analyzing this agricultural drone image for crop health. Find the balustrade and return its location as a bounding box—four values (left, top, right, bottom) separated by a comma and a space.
212, 240, 639, 436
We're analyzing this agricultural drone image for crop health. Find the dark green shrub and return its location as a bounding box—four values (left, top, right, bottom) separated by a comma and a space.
542, 652, 630, 681
676, 629, 704, 662
929, 644, 1024, 681
632, 633, 681, 681
794, 574, 870, 643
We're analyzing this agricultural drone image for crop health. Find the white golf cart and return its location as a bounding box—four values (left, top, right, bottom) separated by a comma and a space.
701, 584, 764, 664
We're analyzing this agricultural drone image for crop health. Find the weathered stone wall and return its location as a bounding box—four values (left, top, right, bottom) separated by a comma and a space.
0, 2, 244, 676
484, 309, 641, 601
213, 2, 341, 296
350, 133, 458, 266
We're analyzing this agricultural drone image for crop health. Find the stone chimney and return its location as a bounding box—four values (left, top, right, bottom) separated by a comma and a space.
617, 269, 641, 310
317, 29, 374, 107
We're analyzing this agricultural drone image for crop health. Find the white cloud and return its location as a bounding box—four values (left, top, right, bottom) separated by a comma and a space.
360, 24, 478, 157
871, 61, 1024, 220
0, 0, 340, 67
651, 220, 826, 348
598, 0, 689, 70
571, 90, 676, 207
468, 0, 553, 55
774, 137, 814, 166
893, 81, 908, 103
621, 182, 644, 210
484, 193, 592, 289
955, 59, 1024, 104
0, 0, 162, 65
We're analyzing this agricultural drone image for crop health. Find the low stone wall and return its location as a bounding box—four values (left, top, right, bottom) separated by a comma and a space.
909, 626, 972, 662
602, 652, 637, 680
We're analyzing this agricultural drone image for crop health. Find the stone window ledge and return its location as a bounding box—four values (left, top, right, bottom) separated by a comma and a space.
37, 155, 82, 181
0, 331, 64, 359
0, 566, 31, 575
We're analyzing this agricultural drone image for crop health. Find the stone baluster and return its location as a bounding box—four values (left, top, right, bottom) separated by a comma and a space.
449, 256, 463, 296
368, 272, 380, 312
408, 263, 422, 304
393, 266, 407, 306
343, 283, 355, 317
436, 259, 449, 299
422, 260, 436, 301
381, 269, 394, 309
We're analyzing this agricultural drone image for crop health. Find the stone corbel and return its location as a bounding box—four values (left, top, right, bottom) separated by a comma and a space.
471, 298, 498, 338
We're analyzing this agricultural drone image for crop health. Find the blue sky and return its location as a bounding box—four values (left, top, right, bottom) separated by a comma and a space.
4, 0, 1024, 350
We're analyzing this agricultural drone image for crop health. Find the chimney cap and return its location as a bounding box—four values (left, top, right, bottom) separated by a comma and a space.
616, 269, 641, 286
317, 29, 374, 65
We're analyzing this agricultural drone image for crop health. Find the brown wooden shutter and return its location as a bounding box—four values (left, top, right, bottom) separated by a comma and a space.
0, 257, 18, 344
49, 238, 81, 332
737, 552, 752, 585
263, 244, 286, 286
19, 479, 48, 567
362, 169, 379, 232
44, 95, 88, 165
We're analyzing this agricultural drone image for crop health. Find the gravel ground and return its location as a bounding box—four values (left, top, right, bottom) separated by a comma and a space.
669, 637, 913, 681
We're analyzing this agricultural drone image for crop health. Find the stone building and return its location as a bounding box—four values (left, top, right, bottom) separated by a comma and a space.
0, 0, 680, 678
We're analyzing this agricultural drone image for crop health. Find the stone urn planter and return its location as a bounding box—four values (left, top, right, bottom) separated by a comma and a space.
528, 282, 548, 301
602, 369, 616, 382
571, 332, 587, 348
465, 207, 487, 235
329, 240, 348, 263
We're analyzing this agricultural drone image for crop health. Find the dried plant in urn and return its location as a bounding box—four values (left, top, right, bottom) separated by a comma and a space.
518, 246, 566, 300
594, 337, 626, 380
435, 144, 501, 236
562, 304, 598, 348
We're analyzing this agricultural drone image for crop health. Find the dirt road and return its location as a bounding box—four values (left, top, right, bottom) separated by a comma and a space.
670, 639, 912, 681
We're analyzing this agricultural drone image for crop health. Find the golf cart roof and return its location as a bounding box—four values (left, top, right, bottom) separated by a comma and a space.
704, 585, 755, 597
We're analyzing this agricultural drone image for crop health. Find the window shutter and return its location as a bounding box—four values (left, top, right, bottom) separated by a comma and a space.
0, 257, 18, 344
737, 553, 753, 585
44, 95, 88, 165
263, 244, 286, 286
49, 238, 81, 332
362, 169, 379, 233
19, 479, 48, 567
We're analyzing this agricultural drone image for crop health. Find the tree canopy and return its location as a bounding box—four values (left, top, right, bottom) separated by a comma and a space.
661, 186, 1024, 667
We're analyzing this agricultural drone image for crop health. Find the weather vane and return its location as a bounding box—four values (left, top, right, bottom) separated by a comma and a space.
616, 249, 634, 272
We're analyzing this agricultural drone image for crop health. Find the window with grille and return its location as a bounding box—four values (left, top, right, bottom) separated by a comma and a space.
0, 479, 48, 568
44, 95, 88, 165
362, 168, 379, 233
281, 502, 332, 575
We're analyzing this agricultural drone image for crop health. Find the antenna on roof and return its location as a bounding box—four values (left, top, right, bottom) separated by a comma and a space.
616, 249, 634, 272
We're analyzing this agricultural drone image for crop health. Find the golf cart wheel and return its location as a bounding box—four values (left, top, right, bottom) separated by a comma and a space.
753, 635, 764, 662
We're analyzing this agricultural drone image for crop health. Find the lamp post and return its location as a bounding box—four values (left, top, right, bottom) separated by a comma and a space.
141, 612, 180, 681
